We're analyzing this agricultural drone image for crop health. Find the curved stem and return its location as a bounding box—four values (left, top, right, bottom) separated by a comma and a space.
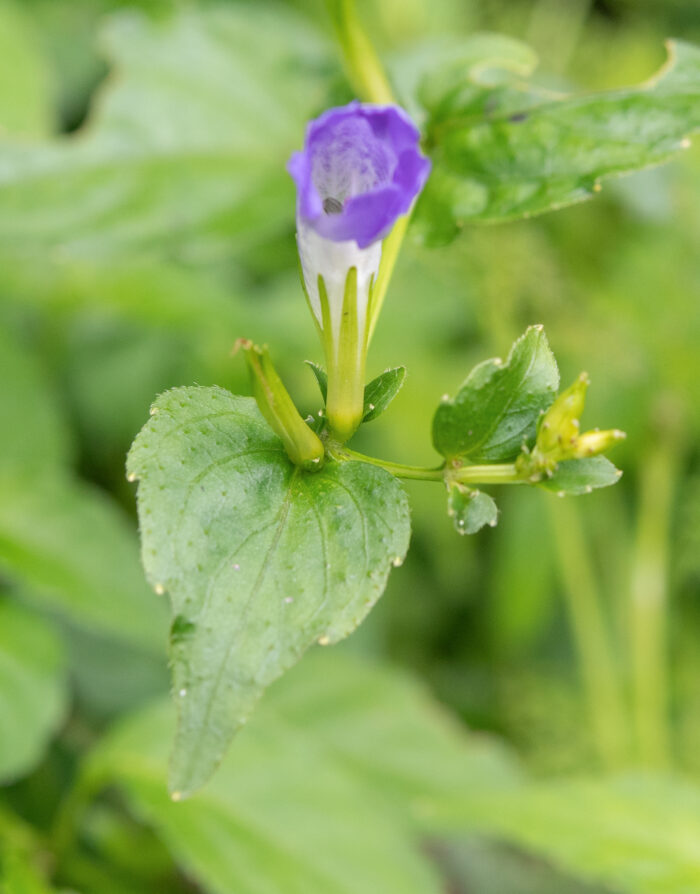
329, 445, 525, 487
330, 444, 445, 480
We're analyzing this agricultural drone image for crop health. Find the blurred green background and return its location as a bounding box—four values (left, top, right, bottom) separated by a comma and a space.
1, 0, 700, 892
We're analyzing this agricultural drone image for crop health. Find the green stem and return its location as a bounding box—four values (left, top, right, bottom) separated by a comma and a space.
548, 498, 629, 769
630, 409, 682, 767
329, 445, 525, 487
452, 463, 522, 485
330, 444, 445, 480
325, 0, 394, 104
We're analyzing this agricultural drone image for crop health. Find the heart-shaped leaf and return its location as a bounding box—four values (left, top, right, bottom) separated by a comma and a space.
127, 386, 410, 797
433, 326, 558, 463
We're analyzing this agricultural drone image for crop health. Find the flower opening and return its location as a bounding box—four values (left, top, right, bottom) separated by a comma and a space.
287, 101, 431, 248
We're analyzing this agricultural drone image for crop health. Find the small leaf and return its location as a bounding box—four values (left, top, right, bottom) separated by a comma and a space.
538, 456, 622, 495
0, 599, 68, 783
363, 367, 406, 422
447, 485, 498, 535
417, 40, 700, 244
127, 386, 410, 796
433, 326, 558, 462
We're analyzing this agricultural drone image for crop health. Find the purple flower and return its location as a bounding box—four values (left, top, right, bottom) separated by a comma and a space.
287, 102, 430, 443
287, 101, 431, 249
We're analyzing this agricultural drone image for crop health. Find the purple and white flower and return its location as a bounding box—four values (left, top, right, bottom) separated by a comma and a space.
288, 101, 430, 441
288, 101, 431, 337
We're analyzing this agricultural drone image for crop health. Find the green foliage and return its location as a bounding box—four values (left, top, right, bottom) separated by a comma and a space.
127, 386, 410, 795
0, 475, 167, 650
538, 456, 623, 495
85, 651, 516, 894
0, 322, 167, 649
426, 774, 700, 894
433, 325, 559, 462
416, 39, 700, 244
0, 320, 72, 473
0, 0, 51, 138
447, 485, 499, 535
0, 600, 67, 783
0, 2, 698, 893
306, 362, 407, 423
0, 5, 329, 260
362, 366, 407, 422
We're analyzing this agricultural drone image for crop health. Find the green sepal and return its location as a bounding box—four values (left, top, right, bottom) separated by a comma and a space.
362, 367, 406, 422
323, 268, 366, 443
305, 360, 328, 403
239, 340, 324, 471
537, 456, 623, 496
306, 362, 406, 424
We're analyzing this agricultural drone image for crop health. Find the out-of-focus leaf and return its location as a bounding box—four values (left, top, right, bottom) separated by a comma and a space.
0, 321, 72, 473
431, 836, 606, 894
0, 599, 67, 783
0, 5, 329, 260
388, 33, 539, 124
127, 386, 411, 797
262, 650, 521, 803
87, 652, 519, 894
538, 456, 622, 495
417, 40, 700, 244
446, 485, 498, 535
0, 0, 51, 138
65, 626, 168, 719
0, 850, 62, 893
432, 326, 558, 462
425, 774, 700, 894
0, 475, 168, 652
0, 318, 168, 652
89, 707, 442, 894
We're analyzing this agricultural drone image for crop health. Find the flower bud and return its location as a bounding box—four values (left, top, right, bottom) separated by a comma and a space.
572, 428, 627, 458
537, 372, 589, 456
238, 340, 324, 471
